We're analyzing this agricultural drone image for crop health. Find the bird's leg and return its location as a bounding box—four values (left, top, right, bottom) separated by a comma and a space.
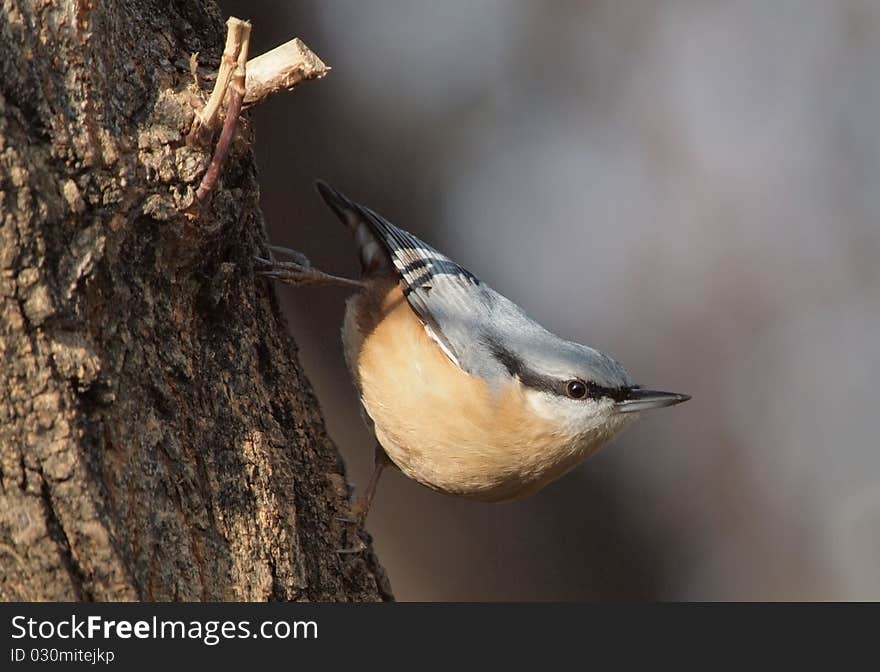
255, 247, 366, 290
351, 444, 391, 523
268, 245, 314, 267
335, 444, 391, 555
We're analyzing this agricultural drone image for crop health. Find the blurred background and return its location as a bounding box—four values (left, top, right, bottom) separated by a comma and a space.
220, 0, 880, 600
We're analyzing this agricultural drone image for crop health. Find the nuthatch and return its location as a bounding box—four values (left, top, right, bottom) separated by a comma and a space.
257, 182, 690, 522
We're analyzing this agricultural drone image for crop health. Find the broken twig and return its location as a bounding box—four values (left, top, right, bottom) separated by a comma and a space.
187, 20, 329, 212
193, 18, 250, 202
244, 38, 330, 106
194, 87, 243, 201
190, 17, 251, 139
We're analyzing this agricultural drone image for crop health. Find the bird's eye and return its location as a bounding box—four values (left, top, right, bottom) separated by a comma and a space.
566, 380, 587, 399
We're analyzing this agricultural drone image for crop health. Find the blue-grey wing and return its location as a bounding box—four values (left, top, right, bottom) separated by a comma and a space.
316, 181, 502, 377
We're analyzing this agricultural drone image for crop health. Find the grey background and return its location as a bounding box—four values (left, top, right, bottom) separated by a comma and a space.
219, 0, 880, 600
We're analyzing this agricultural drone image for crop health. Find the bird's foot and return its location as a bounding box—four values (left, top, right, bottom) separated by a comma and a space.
335, 539, 368, 555
268, 245, 315, 267
333, 498, 369, 525
255, 249, 365, 290
333, 498, 371, 554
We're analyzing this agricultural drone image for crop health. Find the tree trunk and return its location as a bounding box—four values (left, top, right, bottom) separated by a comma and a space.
0, 0, 390, 601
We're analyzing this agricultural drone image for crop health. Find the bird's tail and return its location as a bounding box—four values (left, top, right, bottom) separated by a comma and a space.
315, 180, 392, 276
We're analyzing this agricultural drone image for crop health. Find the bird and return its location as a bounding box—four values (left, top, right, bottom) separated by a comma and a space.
256, 181, 690, 525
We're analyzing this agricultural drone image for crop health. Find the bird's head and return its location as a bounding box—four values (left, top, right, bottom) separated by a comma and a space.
487, 331, 690, 448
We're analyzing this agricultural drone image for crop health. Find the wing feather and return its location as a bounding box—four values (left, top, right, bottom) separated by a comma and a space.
316, 181, 493, 374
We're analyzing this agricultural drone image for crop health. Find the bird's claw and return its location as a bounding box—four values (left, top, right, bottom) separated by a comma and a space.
254, 255, 364, 289
269, 245, 313, 267
334, 510, 368, 555
334, 540, 367, 555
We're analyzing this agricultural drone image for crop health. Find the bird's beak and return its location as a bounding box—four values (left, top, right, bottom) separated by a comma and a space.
615, 388, 691, 413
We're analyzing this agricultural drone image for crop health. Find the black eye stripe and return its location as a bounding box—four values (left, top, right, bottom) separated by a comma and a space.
483, 338, 629, 401
579, 381, 629, 402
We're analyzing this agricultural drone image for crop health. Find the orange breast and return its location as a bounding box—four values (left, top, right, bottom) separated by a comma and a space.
342, 280, 591, 501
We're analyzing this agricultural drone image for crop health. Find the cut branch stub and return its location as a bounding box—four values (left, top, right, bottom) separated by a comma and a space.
244, 38, 330, 107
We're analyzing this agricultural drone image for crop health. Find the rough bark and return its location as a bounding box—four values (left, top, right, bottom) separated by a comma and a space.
0, 0, 391, 601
